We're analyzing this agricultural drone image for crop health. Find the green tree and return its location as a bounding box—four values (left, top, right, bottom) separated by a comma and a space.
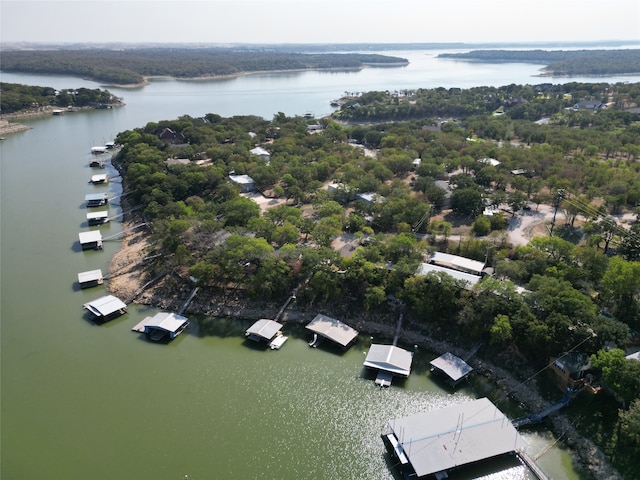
490, 314, 513, 345
591, 349, 640, 406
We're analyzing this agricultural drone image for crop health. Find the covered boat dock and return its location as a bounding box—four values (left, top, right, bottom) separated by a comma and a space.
90, 173, 109, 184
78, 230, 103, 250
131, 312, 189, 341
305, 314, 359, 349
245, 319, 288, 349
77, 269, 104, 288
382, 397, 528, 479
363, 344, 413, 386
85, 192, 109, 207
87, 210, 110, 226
83, 295, 127, 321
430, 351, 474, 388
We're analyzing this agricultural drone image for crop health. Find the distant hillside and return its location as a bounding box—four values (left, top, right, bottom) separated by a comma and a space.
0, 48, 408, 86
438, 49, 640, 76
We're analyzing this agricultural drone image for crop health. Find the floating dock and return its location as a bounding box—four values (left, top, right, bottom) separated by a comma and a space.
132, 312, 189, 342
382, 397, 528, 479
430, 351, 474, 388
77, 269, 104, 288
305, 313, 358, 349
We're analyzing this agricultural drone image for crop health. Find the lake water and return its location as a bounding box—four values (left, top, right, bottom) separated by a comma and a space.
2, 48, 631, 480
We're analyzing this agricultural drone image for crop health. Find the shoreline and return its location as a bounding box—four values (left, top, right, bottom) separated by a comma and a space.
107, 210, 620, 479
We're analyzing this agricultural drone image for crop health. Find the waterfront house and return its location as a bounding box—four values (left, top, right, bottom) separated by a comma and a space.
363, 344, 413, 386
85, 192, 109, 207
83, 295, 127, 321
77, 269, 104, 288
382, 397, 527, 480
131, 312, 189, 342
245, 319, 287, 349
430, 351, 474, 388
548, 352, 593, 391
229, 174, 256, 193
305, 314, 359, 349
78, 230, 103, 250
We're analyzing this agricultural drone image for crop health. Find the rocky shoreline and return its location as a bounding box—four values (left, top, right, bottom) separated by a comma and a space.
106, 216, 621, 479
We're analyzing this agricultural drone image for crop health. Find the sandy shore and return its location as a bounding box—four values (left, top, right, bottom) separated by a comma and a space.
0, 119, 31, 136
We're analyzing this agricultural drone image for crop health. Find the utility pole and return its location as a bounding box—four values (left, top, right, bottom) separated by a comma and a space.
549, 189, 564, 236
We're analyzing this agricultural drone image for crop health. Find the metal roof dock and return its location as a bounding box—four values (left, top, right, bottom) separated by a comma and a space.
382, 397, 527, 479
85, 192, 109, 207
83, 295, 127, 321
306, 314, 359, 349
245, 319, 287, 349
78, 230, 103, 250
77, 269, 104, 288
90, 173, 109, 184
131, 312, 189, 342
87, 210, 110, 226
430, 352, 473, 388
363, 344, 413, 386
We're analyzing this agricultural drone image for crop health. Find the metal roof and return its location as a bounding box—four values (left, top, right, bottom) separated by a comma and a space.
141, 312, 188, 333
416, 263, 481, 286
363, 344, 413, 377
306, 314, 359, 347
85, 192, 109, 202
79, 230, 102, 244
229, 174, 254, 185
250, 147, 270, 157
431, 252, 485, 275
245, 319, 282, 340
83, 295, 127, 317
430, 352, 473, 383
386, 397, 527, 478
86, 211, 109, 220
77, 269, 103, 284
91, 174, 108, 182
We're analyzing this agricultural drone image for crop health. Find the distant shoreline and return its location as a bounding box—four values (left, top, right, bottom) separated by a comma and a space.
108, 63, 408, 89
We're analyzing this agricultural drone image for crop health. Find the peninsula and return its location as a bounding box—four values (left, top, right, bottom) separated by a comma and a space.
0, 47, 409, 86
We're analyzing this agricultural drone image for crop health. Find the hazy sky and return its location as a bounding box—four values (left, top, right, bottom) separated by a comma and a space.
2, 0, 639, 45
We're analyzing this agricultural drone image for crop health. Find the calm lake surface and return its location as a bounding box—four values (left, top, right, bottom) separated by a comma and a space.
3, 48, 636, 480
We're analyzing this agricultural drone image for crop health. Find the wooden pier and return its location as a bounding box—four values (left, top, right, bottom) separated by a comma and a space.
517, 451, 550, 480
